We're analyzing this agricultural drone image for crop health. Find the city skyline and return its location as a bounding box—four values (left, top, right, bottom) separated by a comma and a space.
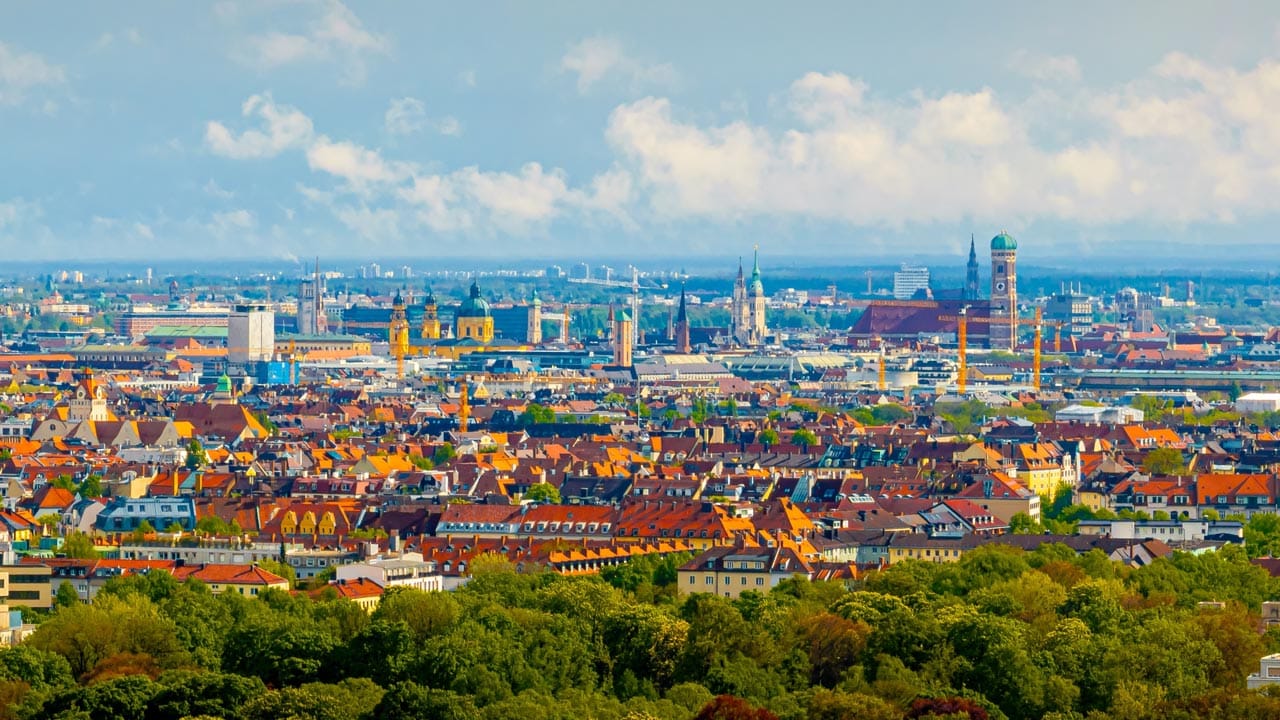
4, 2, 1280, 260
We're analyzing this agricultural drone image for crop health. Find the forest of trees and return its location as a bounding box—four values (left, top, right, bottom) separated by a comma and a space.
3, 545, 1280, 720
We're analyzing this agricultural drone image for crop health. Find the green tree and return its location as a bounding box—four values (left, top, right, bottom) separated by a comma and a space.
54, 581, 79, 609
1245, 513, 1280, 558
792, 428, 818, 449
523, 482, 561, 504
433, 443, 457, 465
373, 682, 480, 720
184, 440, 207, 470
256, 559, 296, 588
61, 531, 98, 560
520, 403, 556, 425
757, 429, 780, 446
27, 593, 189, 678
76, 475, 103, 498
1142, 447, 1188, 476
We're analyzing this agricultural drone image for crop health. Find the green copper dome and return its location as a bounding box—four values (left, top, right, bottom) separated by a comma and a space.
457, 281, 491, 318
215, 373, 233, 395
991, 231, 1017, 251
748, 248, 764, 295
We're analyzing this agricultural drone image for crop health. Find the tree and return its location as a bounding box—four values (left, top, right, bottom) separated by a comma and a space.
27, 593, 188, 678
61, 531, 98, 559
77, 475, 103, 499
144, 670, 267, 720
520, 403, 556, 425
1142, 447, 1188, 476
792, 428, 819, 449
131, 520, 157, 543
433, 443, 457, 465
523, 482, 561, 505
184, 439, 207, 470
54, 581, 79, 609
757, 429, 780, 446
693, 695, 779, 720
256, 559, 296, 588
1245, 513, 1280, 558
373, 682, 480, 720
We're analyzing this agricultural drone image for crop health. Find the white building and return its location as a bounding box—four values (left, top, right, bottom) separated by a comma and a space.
1055, 404, 1145, 424
892, 265, 930, 300
336, 551, 444, 592
1248, 654, 1280, 689
228, 304, 275, 364
1235, 393, 1280, 414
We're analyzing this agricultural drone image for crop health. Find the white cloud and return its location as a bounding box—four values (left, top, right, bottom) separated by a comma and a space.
385, 97, 426, 135
603, 55, 1280, 228
1009, 51, 1082, 83
204, 93, 314, 159
385, 97, 462, 137
211, 208, 255, 232
437, 116, 461, 136
0, 42, 65, 106
239, 1, 388, 84
560, 36, 677, 94
306, 137, 415, 187
458, 69, 477, 88
203, 179, 235, 200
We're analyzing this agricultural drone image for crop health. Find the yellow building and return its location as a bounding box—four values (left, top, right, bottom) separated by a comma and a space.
885, 535, 976, 564
172, 563, 291, 596
1, 565, 52, 610
421, 290, 441, 340
455, 281, 494, 342
677, 545, 813, 599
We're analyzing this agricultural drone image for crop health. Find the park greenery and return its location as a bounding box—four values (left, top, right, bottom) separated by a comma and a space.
3, 543, 1280, 720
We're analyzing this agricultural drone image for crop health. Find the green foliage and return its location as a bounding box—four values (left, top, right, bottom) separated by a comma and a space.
1142, 447, 1188, 476
520, 403, 556, 425
433, 443, 458, 465
523, 482, 561, 505
791, 428, 818, 448
852, 404, 912, 427
184, 440, 207, 470
195, 515, 243, 536
757, 429, 780, 446
60, 532, 98, 560
11, 541, 1280, 720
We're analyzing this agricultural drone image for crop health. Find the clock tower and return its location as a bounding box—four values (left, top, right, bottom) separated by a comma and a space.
989, 231, 1018, 351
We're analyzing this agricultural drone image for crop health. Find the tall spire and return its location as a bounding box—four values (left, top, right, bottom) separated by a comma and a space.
677, 284, 688, 323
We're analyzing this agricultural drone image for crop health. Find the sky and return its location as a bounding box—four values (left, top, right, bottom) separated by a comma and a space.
3, 1, 1280, 264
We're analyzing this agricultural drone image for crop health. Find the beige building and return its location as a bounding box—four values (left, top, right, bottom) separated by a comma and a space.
677, 545, 812, 599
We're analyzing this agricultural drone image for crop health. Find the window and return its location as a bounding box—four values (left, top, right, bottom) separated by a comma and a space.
741, 577, 747, 585
705, 576, 713, 585
688, 576, 695, 584
756, 578, 764, 586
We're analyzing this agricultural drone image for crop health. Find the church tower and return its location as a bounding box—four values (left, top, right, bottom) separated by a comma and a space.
610, 304, 633, 367
455, 281, 494, 343
420, 288, 441, 340
748, 247, 766, 345
527, 289, 542, 344
389, 290, 410, 359
731, 257, 749, 343
965, 234, 981, 301
989, 231, 1018, 351
675, 285, 691, 353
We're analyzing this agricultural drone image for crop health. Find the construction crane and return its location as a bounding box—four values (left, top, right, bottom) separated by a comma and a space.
877, 347, 887, 392
939, 307, 1044, 394
458, 380, 470, 433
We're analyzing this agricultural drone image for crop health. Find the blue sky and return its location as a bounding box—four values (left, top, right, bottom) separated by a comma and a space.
3, 1, 1280, 262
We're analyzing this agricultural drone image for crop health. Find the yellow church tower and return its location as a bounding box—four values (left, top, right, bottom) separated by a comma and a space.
421, 288, 441, 340
389, 290, 410, 377
455, 281, 494, 342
